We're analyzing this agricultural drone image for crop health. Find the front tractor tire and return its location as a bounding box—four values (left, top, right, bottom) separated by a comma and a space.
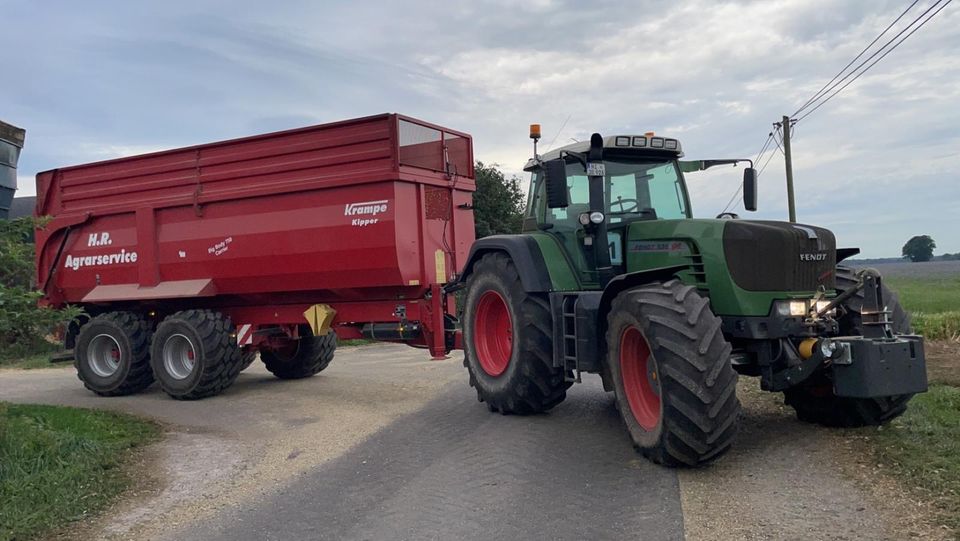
606, 280, 740, 467
74, 312, 155, 396
261, 326, 337, 379
463, 252, 571, 414
150, 310, 245, 400
784, 266, 914, 427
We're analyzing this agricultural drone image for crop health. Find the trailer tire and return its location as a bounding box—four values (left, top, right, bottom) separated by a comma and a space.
606, 280, 740, 467
463, 252, 572, 415
150, 310, 244, 400
239, 348, 257, 372
784, 266, 914, 427
261, 327, 336, 379
75, 312, 154, 396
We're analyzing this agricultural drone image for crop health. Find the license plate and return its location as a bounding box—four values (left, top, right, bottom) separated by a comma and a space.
586, 162, 606, 177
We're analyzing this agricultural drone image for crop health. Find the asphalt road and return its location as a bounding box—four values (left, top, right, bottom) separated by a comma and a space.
0, 343, 926, 540
170, 380, 684, 541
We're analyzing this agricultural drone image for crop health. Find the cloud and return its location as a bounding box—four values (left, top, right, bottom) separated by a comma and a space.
2, 0, 958, 256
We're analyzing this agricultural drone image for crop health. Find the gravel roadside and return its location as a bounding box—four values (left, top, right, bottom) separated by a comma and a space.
679, 380, 950, 541
1, 343, 464, 540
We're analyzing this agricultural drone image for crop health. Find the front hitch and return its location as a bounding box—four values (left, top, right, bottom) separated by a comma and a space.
770, 267, 929, 398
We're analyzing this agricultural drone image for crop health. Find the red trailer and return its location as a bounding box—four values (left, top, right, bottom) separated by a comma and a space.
35, 114, 476, 399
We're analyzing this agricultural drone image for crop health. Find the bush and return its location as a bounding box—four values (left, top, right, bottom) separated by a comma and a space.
0, 217, 81, 359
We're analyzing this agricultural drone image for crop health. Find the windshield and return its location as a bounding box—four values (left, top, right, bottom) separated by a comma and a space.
532, 159, 689, 227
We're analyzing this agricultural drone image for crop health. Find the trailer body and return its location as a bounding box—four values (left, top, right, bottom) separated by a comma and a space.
36, 114, 475, 358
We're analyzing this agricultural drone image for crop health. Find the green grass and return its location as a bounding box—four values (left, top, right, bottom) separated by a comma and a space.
0, 352, 59, 370
867, 385, 960, 534
0, 342, 63, 370
912, 311, 960, 341
885, 275, 960, 315
0, 403, 159, 541
883, 275, 960, 340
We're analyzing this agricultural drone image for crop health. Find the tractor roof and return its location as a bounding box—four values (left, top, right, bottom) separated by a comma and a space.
525, 134, 683, 171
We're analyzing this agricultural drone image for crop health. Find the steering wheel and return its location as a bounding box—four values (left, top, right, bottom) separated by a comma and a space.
610, 197, 640, 214
715, 212, 740, 220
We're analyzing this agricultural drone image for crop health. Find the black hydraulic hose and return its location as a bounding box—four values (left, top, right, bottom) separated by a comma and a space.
812, 268, 879, 318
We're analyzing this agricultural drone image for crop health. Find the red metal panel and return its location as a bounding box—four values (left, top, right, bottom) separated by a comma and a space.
83, 279, 216, 302
35, 113, 477, 354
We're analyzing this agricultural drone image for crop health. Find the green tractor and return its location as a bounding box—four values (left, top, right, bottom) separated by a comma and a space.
456, 127, 927, 467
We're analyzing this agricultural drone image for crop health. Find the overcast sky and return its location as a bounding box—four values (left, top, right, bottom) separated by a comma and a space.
3, 0, 958, 257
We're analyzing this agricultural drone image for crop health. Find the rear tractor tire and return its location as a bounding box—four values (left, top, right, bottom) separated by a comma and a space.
463, 252, 572, 415
606, 280, 740, 467
261, 326, 336, 379
75, 312, 155, 396
784, 266, 914, 427
150, 310, 245, 400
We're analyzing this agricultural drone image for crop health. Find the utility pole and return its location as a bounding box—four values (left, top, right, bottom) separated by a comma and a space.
781, 115, 797, 223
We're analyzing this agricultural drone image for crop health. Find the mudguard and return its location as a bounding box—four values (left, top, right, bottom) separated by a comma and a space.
598, 265, 689, 328
458, 235, 553, 292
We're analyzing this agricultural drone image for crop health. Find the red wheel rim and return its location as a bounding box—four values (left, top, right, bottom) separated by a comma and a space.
619, 326, 661, 431
473, 290, 513, 377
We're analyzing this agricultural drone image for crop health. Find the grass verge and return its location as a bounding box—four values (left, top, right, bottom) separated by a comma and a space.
912, 312, 960, 341
0, 403, 159, 541
885, 275, 960, 314
0, 342, 63, 370
864, 385, 960, 535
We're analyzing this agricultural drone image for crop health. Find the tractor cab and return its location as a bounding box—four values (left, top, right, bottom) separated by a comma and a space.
522, 130, 755, 284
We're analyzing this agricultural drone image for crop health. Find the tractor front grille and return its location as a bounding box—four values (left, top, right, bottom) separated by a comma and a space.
722, 221, 836, 292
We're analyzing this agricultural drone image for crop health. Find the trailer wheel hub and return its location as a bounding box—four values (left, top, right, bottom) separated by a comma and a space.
88, 334, 122, 377
474, 290, 513, 377
620, 326, 661, 431
163, 334, 198, 380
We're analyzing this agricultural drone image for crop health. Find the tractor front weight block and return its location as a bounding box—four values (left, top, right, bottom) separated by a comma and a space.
831, 335, 927, 398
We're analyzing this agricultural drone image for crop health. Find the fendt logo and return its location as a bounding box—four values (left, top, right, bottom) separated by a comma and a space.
344, 200, 388, 227
799, 252, 828, 262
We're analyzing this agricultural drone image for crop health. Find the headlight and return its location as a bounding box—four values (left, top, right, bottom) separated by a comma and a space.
819, 338, 837, 358
775, 300, 809, 317
814, 300, 835, 315
589, 211, 605, 224
775, 299, 837, 317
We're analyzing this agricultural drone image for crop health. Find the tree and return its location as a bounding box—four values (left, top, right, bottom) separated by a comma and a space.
902, 235, 936, 263
472, 161, 525, 238
0, 217, 81, 356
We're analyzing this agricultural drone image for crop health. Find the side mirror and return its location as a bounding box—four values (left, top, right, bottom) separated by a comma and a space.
742, 167, 757, 211
543, 158, 569, 209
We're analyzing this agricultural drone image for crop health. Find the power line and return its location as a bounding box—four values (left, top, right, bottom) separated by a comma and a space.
797, 0, 952, 122
543, 114, 572, 153
795, 0, 939, 116
756, 143, 780, 176
793, 0, 921, 116
772, 123, 786, 156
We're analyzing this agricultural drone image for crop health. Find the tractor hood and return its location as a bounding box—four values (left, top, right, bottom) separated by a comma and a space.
722, 220, 836, 292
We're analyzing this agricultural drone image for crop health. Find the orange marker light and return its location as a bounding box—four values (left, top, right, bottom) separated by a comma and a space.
644, 131, 655, 137
530, 124, 541, 140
